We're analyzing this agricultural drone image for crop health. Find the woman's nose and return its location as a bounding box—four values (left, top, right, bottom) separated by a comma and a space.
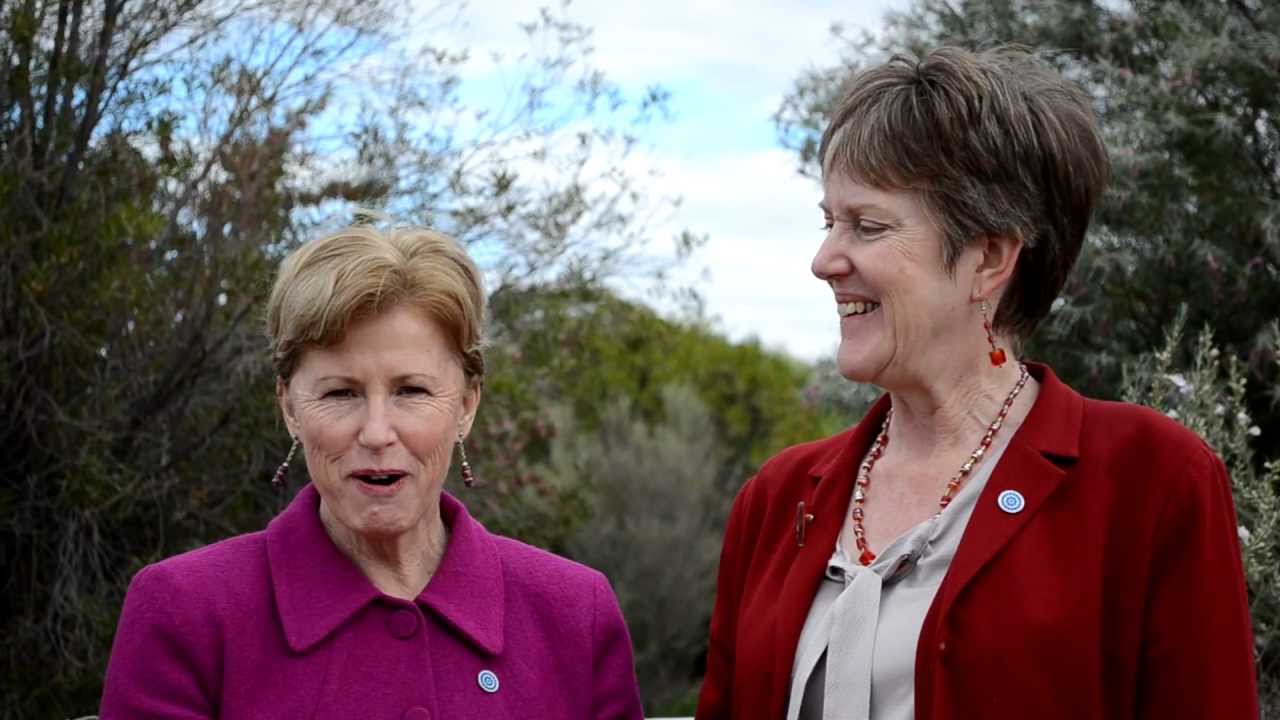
811, 232, 851, 282
357, 402, 396, 450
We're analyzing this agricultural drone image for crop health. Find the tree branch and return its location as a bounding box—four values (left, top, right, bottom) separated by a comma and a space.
56, 0, 123, 209
35, 0, 71, 170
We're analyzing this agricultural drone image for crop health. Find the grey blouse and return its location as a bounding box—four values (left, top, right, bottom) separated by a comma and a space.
785, 432, 1015, 720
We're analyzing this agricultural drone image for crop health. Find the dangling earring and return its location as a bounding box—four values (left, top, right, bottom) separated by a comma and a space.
981, 300, 1007, 367
456, 433, 476, 487
272, 436, 299, 485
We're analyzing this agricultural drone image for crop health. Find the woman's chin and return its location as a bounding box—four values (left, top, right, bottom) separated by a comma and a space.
834, 346, 882, 385
349, 512, 417, 540
329, 498, 421, 540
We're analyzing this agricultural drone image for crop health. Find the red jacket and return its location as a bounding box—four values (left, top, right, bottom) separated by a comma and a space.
696, 363, 1257, 719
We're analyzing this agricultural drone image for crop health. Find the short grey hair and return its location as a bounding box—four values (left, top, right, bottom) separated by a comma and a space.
819, 45, 1110, 340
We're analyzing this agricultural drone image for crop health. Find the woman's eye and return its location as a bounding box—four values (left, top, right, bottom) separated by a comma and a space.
397, 386, 430, 396
821, 217, 834, 231
857, 221, 888, 237
322, 389, 355, 399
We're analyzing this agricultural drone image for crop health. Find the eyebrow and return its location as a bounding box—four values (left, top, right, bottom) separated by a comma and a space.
819, 200, 893, 215
313, 373, 440, 385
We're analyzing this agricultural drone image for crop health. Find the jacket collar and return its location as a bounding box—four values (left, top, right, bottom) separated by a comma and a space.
267, 484, 505, 656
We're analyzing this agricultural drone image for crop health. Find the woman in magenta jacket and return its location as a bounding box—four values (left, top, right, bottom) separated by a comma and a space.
100, 226, 644, 719
696, 47, 1257, 719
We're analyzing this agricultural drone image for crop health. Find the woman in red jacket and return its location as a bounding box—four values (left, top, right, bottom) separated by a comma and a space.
696, 46, 1257, 720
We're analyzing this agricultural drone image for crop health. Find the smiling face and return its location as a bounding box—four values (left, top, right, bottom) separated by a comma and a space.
813, 172, 982, 389
278, 304, 479, 541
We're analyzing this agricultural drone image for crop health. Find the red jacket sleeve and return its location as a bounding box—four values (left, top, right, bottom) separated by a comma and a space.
1136, 445, 1258, 719
696, 477, 757, 719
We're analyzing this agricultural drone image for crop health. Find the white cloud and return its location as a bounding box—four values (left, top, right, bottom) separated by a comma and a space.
637, 147, 839, 361
443, 0, 901, 88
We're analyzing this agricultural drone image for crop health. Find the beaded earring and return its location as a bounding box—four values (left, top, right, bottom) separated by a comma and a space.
272, 436, 299, 486
456, 433, 476, 487
981, 300, 1007, 367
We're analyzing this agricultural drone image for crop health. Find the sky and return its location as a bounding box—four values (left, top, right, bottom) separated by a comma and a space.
445, 0, 908, 362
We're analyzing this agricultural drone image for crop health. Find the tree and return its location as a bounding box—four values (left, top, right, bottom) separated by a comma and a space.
484, 285, 825, 504
553, 387, 727, 715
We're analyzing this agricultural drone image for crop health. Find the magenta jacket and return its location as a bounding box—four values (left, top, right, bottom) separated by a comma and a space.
100, 484, 644, 719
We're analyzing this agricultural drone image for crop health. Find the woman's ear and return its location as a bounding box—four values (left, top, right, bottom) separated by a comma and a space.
971, 232, 1023, 302
458, 383, 482, 439
276, 378, 300, 438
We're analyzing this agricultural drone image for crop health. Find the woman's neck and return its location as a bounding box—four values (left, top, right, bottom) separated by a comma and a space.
884, 356, 1037, 463
319, 503, 449, 601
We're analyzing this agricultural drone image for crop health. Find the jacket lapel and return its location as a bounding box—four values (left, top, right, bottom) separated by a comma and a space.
931, 363, 1083, 621
770, 395, 892, 684
417, 491, 505, 656
267, 484, 381, 653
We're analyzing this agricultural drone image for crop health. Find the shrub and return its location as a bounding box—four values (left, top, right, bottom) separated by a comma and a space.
551, 386, 727, 715
1121, 310, 1280, 710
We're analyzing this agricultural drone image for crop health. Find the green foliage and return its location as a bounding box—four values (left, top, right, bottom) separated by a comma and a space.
801, 357, 881, 436
1120, 310, 1280, 710
553, 386, 727, 715
484, 286, 825, 499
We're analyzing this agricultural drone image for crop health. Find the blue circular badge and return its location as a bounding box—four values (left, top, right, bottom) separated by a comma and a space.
997, 489, 1026, 514
477, 669, 500, 693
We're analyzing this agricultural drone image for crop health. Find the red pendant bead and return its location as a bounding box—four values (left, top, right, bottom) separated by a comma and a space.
859, 549, 877, 565
989, 348, 1007, 367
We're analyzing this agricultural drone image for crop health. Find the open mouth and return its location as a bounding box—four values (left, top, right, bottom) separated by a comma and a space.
838, 301, 881, 317
353, 472, 406, 487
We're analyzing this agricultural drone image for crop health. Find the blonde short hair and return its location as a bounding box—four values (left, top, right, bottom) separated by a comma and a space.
265, 225, 485, 385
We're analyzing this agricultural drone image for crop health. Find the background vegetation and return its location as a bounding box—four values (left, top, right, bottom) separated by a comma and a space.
2, 0, 1277, 716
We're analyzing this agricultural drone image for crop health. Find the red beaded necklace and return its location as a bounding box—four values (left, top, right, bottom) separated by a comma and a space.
850, 363, 1030, 566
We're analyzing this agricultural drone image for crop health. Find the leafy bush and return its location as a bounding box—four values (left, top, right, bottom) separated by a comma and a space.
1120, 310, 1280, 710
551, 386, 728, 715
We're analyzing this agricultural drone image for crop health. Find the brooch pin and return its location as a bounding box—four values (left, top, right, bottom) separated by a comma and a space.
795, 502, 815, 547
477, 669, 499, 693
997, 490, 1026, 514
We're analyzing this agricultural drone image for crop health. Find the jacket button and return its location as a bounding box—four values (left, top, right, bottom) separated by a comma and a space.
403, 708, 431, 720
387, 608, 419, 639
